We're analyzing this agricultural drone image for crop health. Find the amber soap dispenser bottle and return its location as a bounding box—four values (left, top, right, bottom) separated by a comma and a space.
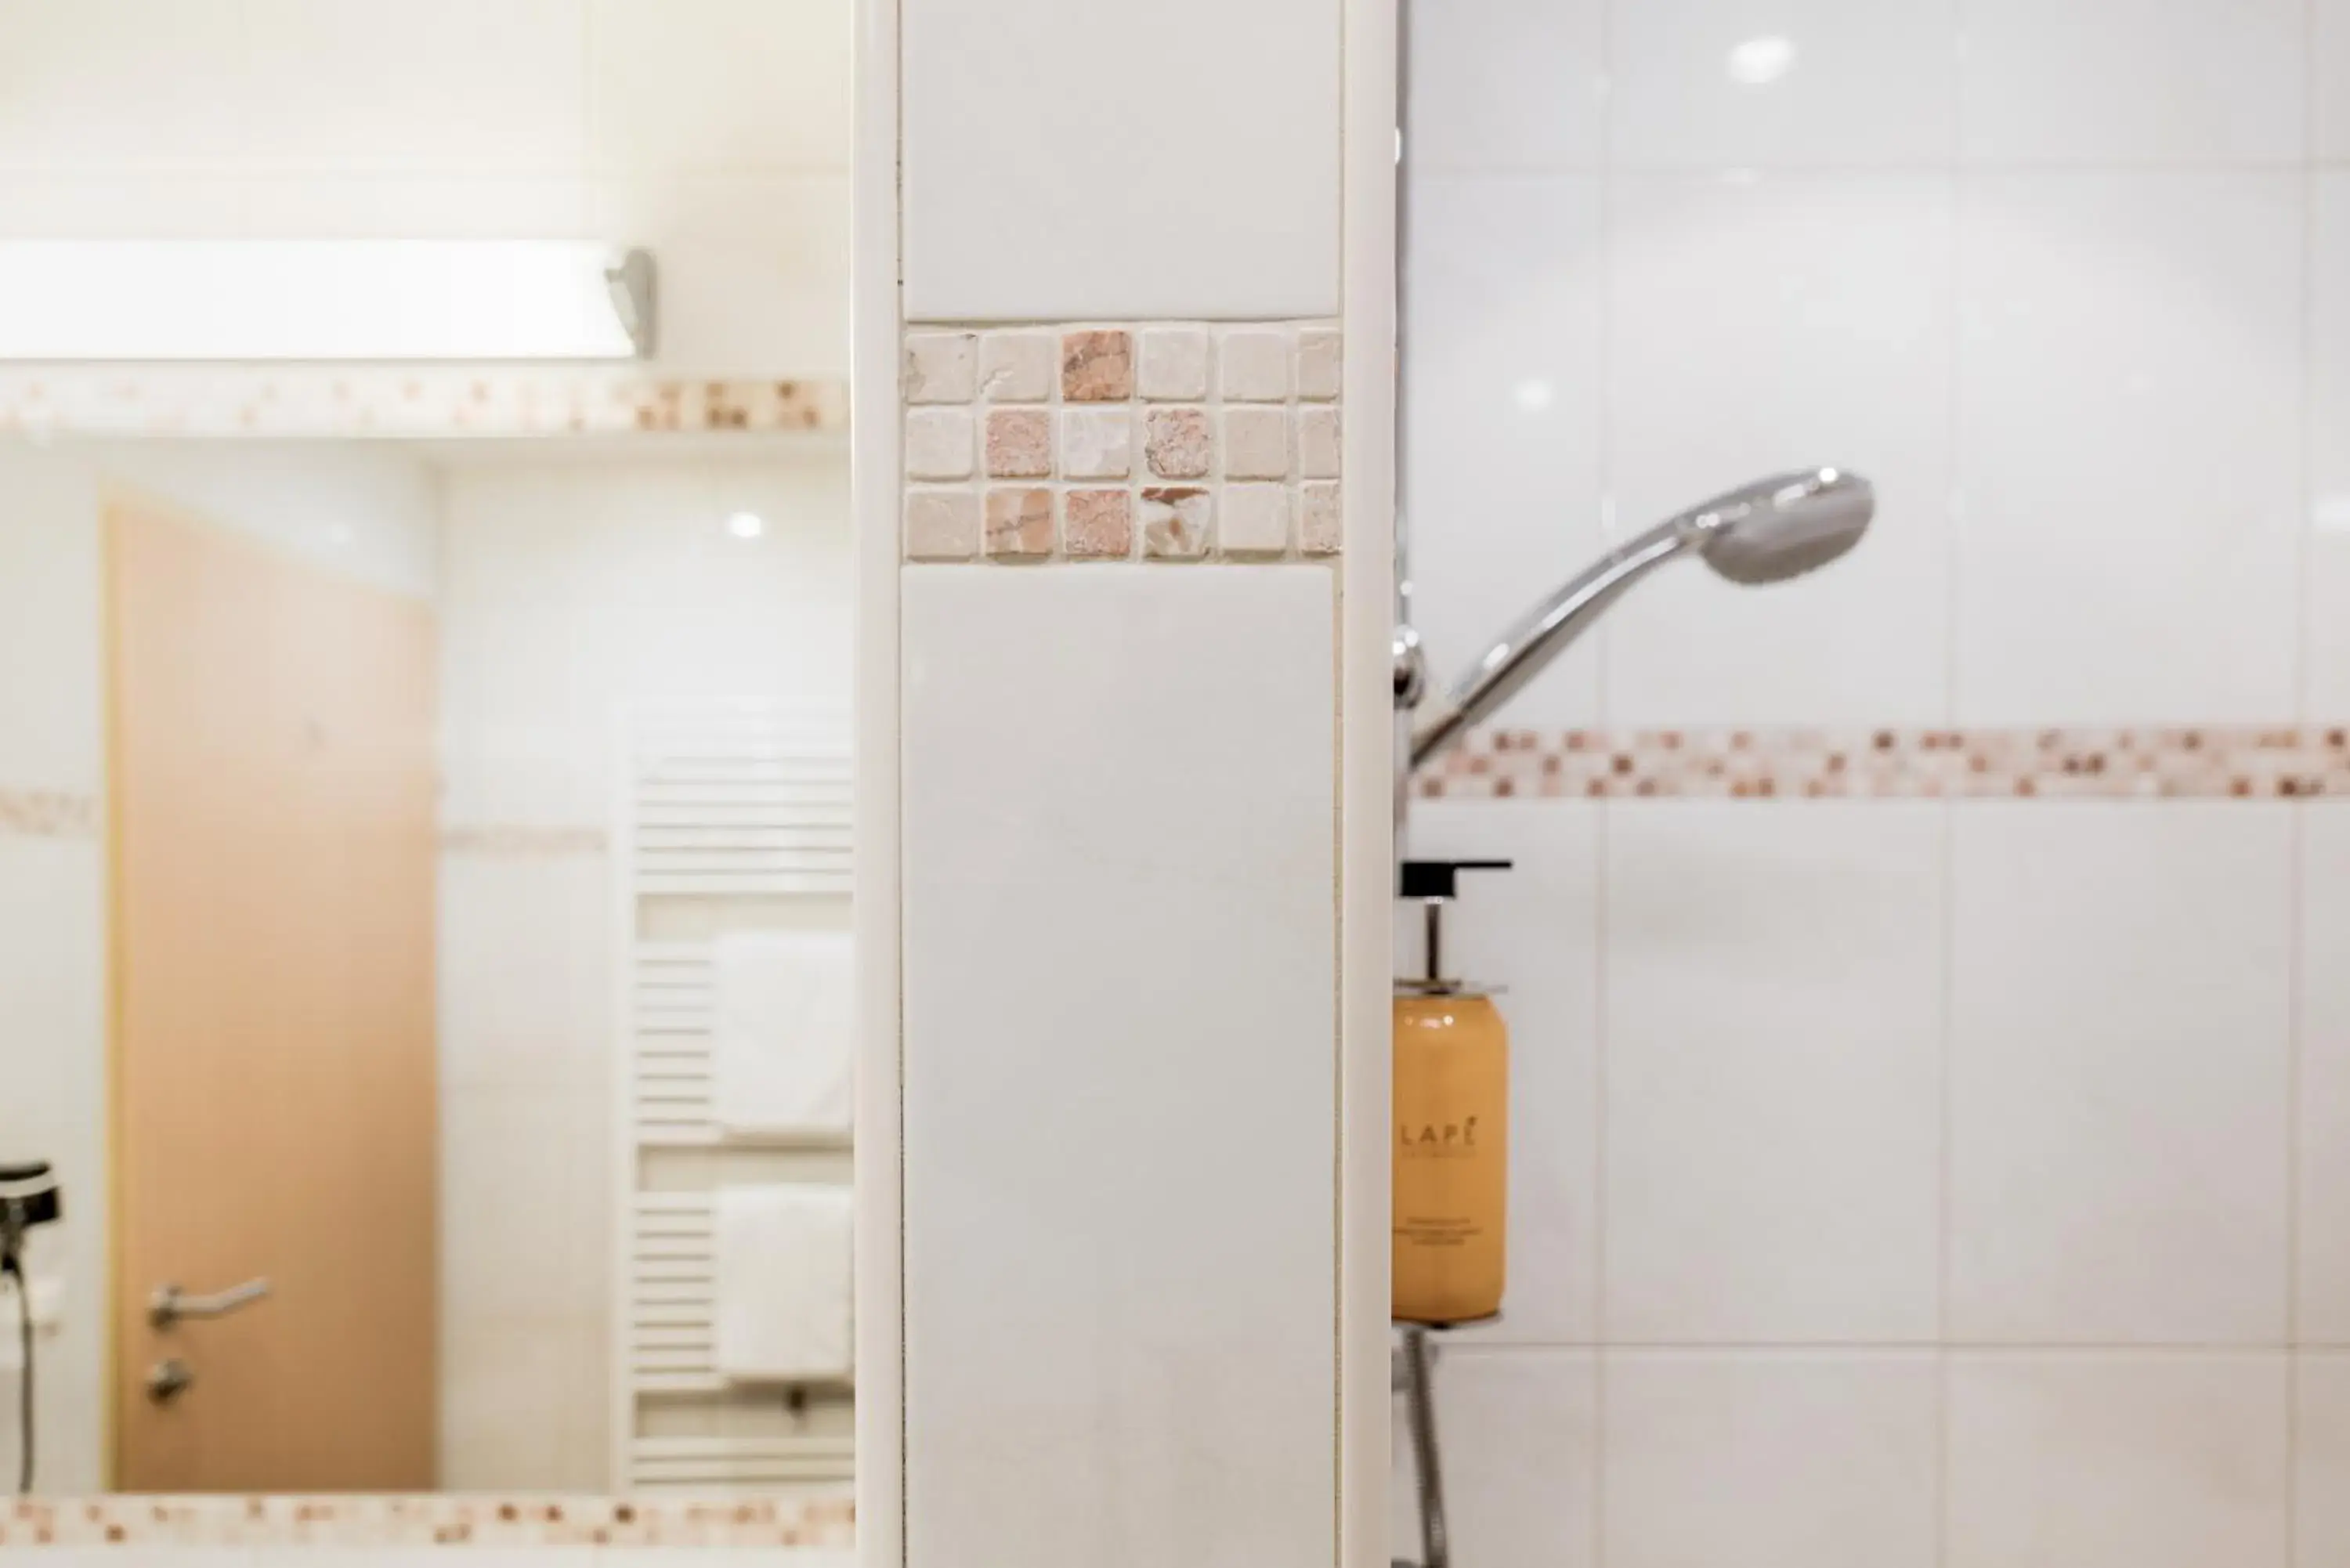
1393, 858, 1512, 1325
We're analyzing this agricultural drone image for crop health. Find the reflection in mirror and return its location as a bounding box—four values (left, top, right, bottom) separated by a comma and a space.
0, 432, 853, 1498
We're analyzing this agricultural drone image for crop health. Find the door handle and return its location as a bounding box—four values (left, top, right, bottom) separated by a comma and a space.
149, 1277, 270, 1329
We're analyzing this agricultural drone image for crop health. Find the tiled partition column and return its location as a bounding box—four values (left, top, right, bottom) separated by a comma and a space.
855, 5, 1393, 1568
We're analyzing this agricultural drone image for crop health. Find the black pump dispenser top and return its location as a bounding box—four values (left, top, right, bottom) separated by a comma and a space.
1399, 859, 1513, 994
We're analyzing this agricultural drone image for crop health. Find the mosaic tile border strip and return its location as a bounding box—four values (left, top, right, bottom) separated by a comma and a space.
0, 1495, 853, 1549
0, 370, 847, 438
1417, 726, 2350, 800
901, 320, 1341, 563
0, 788, 99, 840
439, 824, 611, 857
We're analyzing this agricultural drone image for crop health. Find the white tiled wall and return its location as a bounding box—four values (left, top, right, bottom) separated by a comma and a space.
436, 447, 851, 1489
0, 0, 851, 376
901, 566, 1338, 1568
901, 0, 1341, 320
1401, 5, 2350, 1559
0, 449, 104, 1498
1406, 0, 2341, 736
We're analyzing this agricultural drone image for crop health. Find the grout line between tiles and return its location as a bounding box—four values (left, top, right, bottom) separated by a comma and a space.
1589, 799, 1613, 1568
1936, 792, 1958, 1568
1591, 20, 1616, 1559
2290, 23, 2317, 1555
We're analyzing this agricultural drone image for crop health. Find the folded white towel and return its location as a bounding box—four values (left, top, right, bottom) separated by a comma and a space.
711, 929, 853, 1140
713, 1183, 854, 1384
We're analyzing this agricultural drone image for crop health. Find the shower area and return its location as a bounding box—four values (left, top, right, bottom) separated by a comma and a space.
1390, 2, 2348, 1565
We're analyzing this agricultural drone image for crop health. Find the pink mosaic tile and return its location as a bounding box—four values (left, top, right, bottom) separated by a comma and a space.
985, 407, 1054, 478
902, 320, 1340, 565
1144, 406, 1214, 479
986, 486, 1056, 558
1064, 488, 1136, 558
1413, 726, 2350, 801
1141, 486, 1213, 558
1061, 329, 1133, 401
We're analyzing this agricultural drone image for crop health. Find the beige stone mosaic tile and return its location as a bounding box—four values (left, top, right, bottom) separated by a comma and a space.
0, 789, 98, 840
0, 1495, 854, 1549
0, 370, 845, 437
1415, 726, 2350, 800
902, 320, 1340, 564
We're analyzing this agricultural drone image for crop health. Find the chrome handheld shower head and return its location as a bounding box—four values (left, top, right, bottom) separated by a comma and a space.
1690, 468, 1875, 585
1405, 468, 1874, 771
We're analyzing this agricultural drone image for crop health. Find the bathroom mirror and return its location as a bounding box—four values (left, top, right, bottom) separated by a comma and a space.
0, 426, 855, 1501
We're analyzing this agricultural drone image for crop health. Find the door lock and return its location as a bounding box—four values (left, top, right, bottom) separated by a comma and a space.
145, 1358, 194, 1404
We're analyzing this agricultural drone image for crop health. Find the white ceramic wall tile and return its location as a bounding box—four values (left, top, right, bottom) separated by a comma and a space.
2300, 811, 2350, 1343
436, 453, 854, 826
0, 0, 249, 169
0, 175, 255, 237
588, 0, 852, 172
437, 856, 610, 1094
236, 175, 595, 240
1958, 0, 2305, 165
901, 566, 1336, 1568
1946, 1353, 2290, 1568
0, 445, 102, 790
1608, 0, 1958, 168
1393, 1349, 1596, 1568
1405, 0, 1603, 171
1405, 175, 1603, 730
240, 0, 587, 174
1405, 801, 1600, 1346
1602, 1352, 1939, 1568
1603, 804, 1944, 1342
439, 1083, 608, 1324
2299, 1354, 2350, 1566
1603, 172, 1954, 727
2312, 175, 2350, 720
0, 840, 106, 1492
439, 1316, 609, 1490
1948, 804, 2293, 1343
1954, 174, 2302, 724
2322, 2, 2350, 162
591, 174, 851, 377
900, 0, 1341, 319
